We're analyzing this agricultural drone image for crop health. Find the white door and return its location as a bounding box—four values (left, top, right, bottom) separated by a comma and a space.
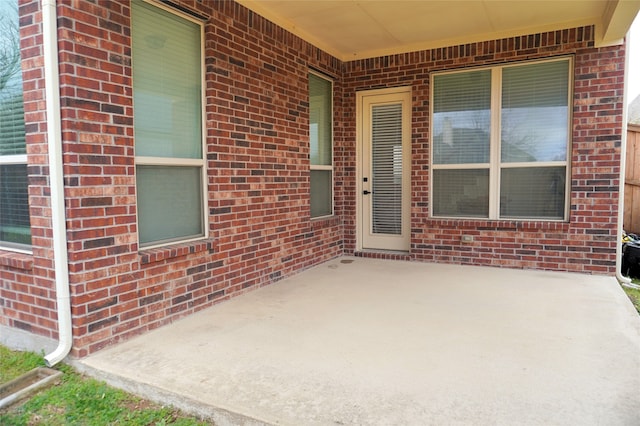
358, 87, 411, 251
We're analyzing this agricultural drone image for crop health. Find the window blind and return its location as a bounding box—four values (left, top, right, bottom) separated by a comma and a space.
310, 170, 332, 217
371, 103, 403, 235
432, 58, 570, 220
499, 60, 568, 218
309, 74, 332, 166
0, 90, 26, 156
132, 0, 202, 159
500, 167, 565, 219
433, 70, 491, 165
432, 169, 489, 217
501, 60, 569, 163
136, 165, 203, 245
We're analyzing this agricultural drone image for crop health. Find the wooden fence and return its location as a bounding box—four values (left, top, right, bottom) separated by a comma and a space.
624, 124, 640, 234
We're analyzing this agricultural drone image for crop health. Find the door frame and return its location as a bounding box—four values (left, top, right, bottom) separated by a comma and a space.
355, 86, 412, 252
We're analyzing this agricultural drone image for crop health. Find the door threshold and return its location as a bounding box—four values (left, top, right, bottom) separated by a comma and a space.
355, 250, 411, 260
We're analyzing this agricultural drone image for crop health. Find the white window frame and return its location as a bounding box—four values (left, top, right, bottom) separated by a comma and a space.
133, 0, 208, 249
0, 154, 31, 254
309, 71, 334, 219
0, 0, 31, 254
430, 57, 572, 221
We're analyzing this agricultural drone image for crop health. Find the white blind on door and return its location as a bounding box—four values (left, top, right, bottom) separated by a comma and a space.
371, 104, 402, 235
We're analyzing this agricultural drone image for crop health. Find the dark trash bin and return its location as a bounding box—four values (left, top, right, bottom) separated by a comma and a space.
622, 239, 640, 278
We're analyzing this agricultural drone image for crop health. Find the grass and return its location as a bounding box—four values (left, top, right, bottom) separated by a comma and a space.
0, 347, 211, 425
0, 346, 46, 383
624, 280, 640, 315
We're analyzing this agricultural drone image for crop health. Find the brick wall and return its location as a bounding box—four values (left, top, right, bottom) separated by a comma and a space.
59, 0, 343, 356
1, 0, 626, 356
3, 0, 342, 356
343, 27, 624, 273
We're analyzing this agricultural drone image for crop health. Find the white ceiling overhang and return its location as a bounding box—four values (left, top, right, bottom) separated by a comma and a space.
236, 0, 640, 61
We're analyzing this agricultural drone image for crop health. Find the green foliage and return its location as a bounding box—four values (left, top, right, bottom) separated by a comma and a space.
624, 282, 640, 315
0, 347, 45, 383
0, 347, 210, 425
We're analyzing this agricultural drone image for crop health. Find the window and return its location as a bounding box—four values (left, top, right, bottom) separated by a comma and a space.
431, 58, 570, 220
131, 0, 206, 247
0, 0, 31, 251
309, 73, 333, 218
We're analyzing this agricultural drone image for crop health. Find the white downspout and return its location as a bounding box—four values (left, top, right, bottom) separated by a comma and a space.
42, 0, 72, 366
617, 29, 640, 290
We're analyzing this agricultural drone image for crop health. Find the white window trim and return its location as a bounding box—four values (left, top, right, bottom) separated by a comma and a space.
0, 155, 31, 253
309, 70, 334, 219
135, 157, 204, 167
0, 149, 30, 254
133, 0, 208, 250
430, 57, 572, 221
0, 154, 27, 165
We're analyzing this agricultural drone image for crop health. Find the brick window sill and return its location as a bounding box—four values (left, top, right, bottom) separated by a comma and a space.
139, 239, 215, 265
0, 250, 34, 270
424, 218, 571, 232
311, 215, 340, 228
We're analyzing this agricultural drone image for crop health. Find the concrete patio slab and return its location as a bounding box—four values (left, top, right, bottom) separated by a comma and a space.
76, 257, 640, 425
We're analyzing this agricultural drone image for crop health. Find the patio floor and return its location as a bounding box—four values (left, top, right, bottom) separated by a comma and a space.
76, 257, 640, 425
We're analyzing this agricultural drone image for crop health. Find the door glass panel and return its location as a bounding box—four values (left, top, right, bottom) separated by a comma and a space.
371, 103, 403, 235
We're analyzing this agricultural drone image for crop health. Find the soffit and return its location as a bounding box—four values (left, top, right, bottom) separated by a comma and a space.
236, 0, 640, 61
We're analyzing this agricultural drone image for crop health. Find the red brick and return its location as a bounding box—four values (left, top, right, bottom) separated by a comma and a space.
1, 0, 624, 358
